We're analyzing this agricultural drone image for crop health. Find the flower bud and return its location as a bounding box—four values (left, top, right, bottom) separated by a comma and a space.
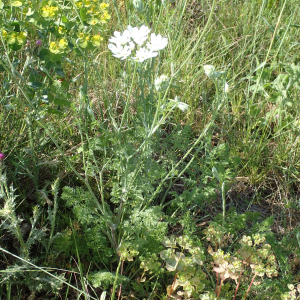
155, 74, 170, 92
203, 65, 217, 79
132, 0, 143, 12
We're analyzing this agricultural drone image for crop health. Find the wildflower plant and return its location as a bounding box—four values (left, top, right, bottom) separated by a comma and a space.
160, 235, 206, 298
207, 233, 279, 300
108, 25, 168, 62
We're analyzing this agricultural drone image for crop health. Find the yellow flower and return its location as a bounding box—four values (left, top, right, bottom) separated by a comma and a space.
75, 1, 83, 8
17, 31, 27, 44
2, 29, 8, 39
91, 34, 103, 47
77, 32, 90, 48
41, 5, 58, 18
83, 0, 92, 7
49, 39, 68, 54
100, 3, 109, 10
58, 26, 66, 35
88, 18, 99, 25
58, 38, 68, 50
100, 11, 111, 23
49, 41, 59, 54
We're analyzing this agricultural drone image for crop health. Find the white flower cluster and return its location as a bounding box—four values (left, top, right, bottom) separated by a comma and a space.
108, 25, 168, 62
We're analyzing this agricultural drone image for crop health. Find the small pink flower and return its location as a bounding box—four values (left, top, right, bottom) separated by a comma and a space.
0, 153, 5, 161
275, 114, 279, 118
36, 40, 42, 46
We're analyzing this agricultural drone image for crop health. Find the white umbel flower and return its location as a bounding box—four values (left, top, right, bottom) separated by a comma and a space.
108, 44, 132, 60
127, 25, 150, 46
147, 33, 168, 51
108, 24, 168, 63
132, 47, 158, 62
109, 29, 131, 46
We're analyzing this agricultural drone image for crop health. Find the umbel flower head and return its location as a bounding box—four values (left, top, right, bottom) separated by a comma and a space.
108, 25, 168, 62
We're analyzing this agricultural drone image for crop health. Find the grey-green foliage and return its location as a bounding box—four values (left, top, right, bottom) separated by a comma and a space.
1, 264, 65, 293
0, 170, 46, 259
57, 186, 113, 263
122, 206, 168, 253
88, 270, 129, 290
107, 130, 167, 207
166, 136, 240, 213
0, 168, 63, 293
61, 186, 101, 226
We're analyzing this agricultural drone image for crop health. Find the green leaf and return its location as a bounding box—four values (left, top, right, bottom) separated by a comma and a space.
26, 9, 49, 28
162, 236, 177, 248
9, 43, 22, 51
268, 92, 282, 103
165, 252, 186, 271
50, 52, 63, 62
46, 107, 63, 115
27, 81, 43, 89
80, 8, 87, 22
273, 73, 290, 91
53, 98, 71, 106
54, 65, 65, 77
212, 167, 221, 182
61, 15, 76, 30
38, 49, 51, 62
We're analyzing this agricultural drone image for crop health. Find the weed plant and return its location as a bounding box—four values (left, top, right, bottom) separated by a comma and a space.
1, 0, 300, 299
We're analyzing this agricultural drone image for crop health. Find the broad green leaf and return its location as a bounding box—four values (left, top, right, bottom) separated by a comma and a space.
27, 81, 43, 89
162, 236, 177, 248
53, 98, 71, 106
47, 107, 63, 115
80, 8, 87, 22
38, 49, 51, 62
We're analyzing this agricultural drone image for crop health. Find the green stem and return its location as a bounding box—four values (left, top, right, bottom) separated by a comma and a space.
221, 181, 226, 227
111, 258, 123, 300
119, 62, 137, 132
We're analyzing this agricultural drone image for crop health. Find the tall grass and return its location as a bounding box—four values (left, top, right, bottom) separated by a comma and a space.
1, 0, 300, 298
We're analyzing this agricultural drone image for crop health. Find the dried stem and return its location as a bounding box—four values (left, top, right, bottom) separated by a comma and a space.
242, 274, 257, 300
233, 271, 244, 300
168, 272, 178, 296
217, 279, 224, 300
215, 272, 219, 296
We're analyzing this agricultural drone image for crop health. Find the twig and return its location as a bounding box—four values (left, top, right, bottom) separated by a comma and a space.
215, 272, 219, 296
233, 271, 243, 300
242, 274, 257, 300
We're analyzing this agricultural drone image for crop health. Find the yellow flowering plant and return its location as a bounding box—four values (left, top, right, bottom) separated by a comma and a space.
0, 0, 110, 118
